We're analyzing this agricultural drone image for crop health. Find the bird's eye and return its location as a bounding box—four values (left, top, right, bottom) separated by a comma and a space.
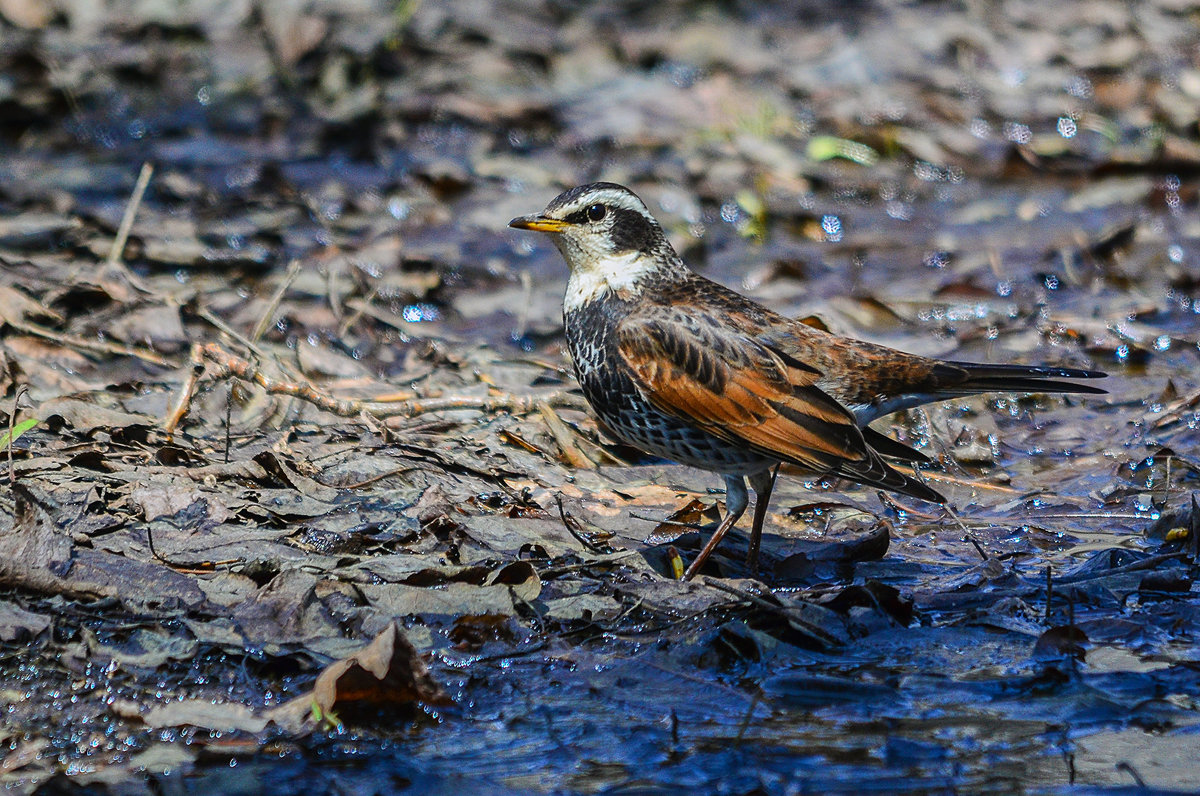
586, 204, 607, 222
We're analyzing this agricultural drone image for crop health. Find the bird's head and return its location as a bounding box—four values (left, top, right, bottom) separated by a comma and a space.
509, 182, 678, 283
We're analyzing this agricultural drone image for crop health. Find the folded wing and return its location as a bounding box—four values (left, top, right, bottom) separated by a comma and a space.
616, 307, 944, 503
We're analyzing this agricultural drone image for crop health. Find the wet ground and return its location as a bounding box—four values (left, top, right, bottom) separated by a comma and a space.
1, 0, 1199, 793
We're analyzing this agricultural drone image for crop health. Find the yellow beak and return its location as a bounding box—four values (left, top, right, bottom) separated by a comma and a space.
509, 215, 570, 233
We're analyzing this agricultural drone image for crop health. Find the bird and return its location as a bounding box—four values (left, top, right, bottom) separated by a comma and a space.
509, 182, 1106, 580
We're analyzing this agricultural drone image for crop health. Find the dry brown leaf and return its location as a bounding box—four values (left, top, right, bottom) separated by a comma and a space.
270, 622, 451, 731
0, 284, 62, 325
0, 0, 52, 28
116, 698, 271, 734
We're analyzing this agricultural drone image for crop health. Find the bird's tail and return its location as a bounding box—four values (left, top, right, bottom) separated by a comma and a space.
935, 362, 1107, 395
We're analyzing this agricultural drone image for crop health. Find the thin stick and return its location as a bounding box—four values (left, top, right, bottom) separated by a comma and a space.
942, 500, 989, 561
200, 343, 364, 416
224, 382, 234, 463
251, 259, 303, 342
337, 283, 379, 339
891, 464, 1020, 494
555, 495, 609, 553
166, 343, 587, 430
163, 344, 207, 437
381, 392, 585, 417
8, 385, 28, 490
734, 693, 762, 745
193, 306, 273, 363
337, 466, 418, 490
106, 162, 154, 267
10, 318, 173, 367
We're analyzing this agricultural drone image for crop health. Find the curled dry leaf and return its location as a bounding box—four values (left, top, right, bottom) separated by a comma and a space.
270, 622, 451, 732
115, 698, 271, 735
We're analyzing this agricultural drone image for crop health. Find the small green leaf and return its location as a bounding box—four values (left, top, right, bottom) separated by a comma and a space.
0, 418, 37, 448
309, 700, 343, 731
734, 189, 768, 240
807, 136, 879, 166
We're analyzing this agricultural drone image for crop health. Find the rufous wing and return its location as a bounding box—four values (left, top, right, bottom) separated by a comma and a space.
615, 307, 945, 502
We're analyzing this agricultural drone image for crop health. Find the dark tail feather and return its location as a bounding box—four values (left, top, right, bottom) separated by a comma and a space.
862, 427, 931, 464
834, 453, 946, 504
938, 362, 1107, 395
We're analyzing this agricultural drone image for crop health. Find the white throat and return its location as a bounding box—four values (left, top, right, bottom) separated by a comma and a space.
563, 250, 655, 312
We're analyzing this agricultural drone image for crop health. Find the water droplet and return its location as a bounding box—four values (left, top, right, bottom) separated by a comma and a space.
923, 251, 950, 269
402, 303, 441, 323
388, 197, 411, 220
1066, 75, 1093, 99
1002, 121, 1032, 144
820, 215, 842, 242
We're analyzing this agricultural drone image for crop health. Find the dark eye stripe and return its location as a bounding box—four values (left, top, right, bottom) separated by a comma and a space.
565, 204, 609, 225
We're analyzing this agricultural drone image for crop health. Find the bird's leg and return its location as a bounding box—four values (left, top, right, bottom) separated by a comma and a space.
682, 474, 748, 581
744, 465, 780, 575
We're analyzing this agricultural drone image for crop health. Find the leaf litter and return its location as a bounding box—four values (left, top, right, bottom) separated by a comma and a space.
0, 0, 1199, 792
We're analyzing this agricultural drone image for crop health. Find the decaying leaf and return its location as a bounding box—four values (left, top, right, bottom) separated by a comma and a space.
270, 622, 451, 731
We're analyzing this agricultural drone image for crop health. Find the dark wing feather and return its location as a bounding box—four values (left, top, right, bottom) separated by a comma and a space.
616, 307, 944, 502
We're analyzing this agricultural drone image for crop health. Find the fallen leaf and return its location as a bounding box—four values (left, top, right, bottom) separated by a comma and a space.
270, 622, 451, 731
120, 699, 271, 734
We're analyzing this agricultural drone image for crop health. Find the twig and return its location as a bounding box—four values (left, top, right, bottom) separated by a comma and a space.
381, 392, 586, 417
198, 343, 364, 416
8, 385, 28, 490
107, 162, 154, 267
224, 383, 233, 464
338, 466, 419, 490
555, 495, 609, 553
943, 501, 989, 561
631, 513, 708, 530
1053, 550, 1185, 585
891, 465, 1021, 495
164, 343, 589, 431
1115, 762, 1146, 788
9, 318, 173, 367
734, 693, 762, 745
338, 283, 379, 339
251, 259, 303, 342
193, 306, 273, 363
876, 490, 944, 520
163, 344, 207, 437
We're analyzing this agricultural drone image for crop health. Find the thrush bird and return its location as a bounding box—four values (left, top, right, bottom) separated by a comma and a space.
510, 182, 1106, 580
